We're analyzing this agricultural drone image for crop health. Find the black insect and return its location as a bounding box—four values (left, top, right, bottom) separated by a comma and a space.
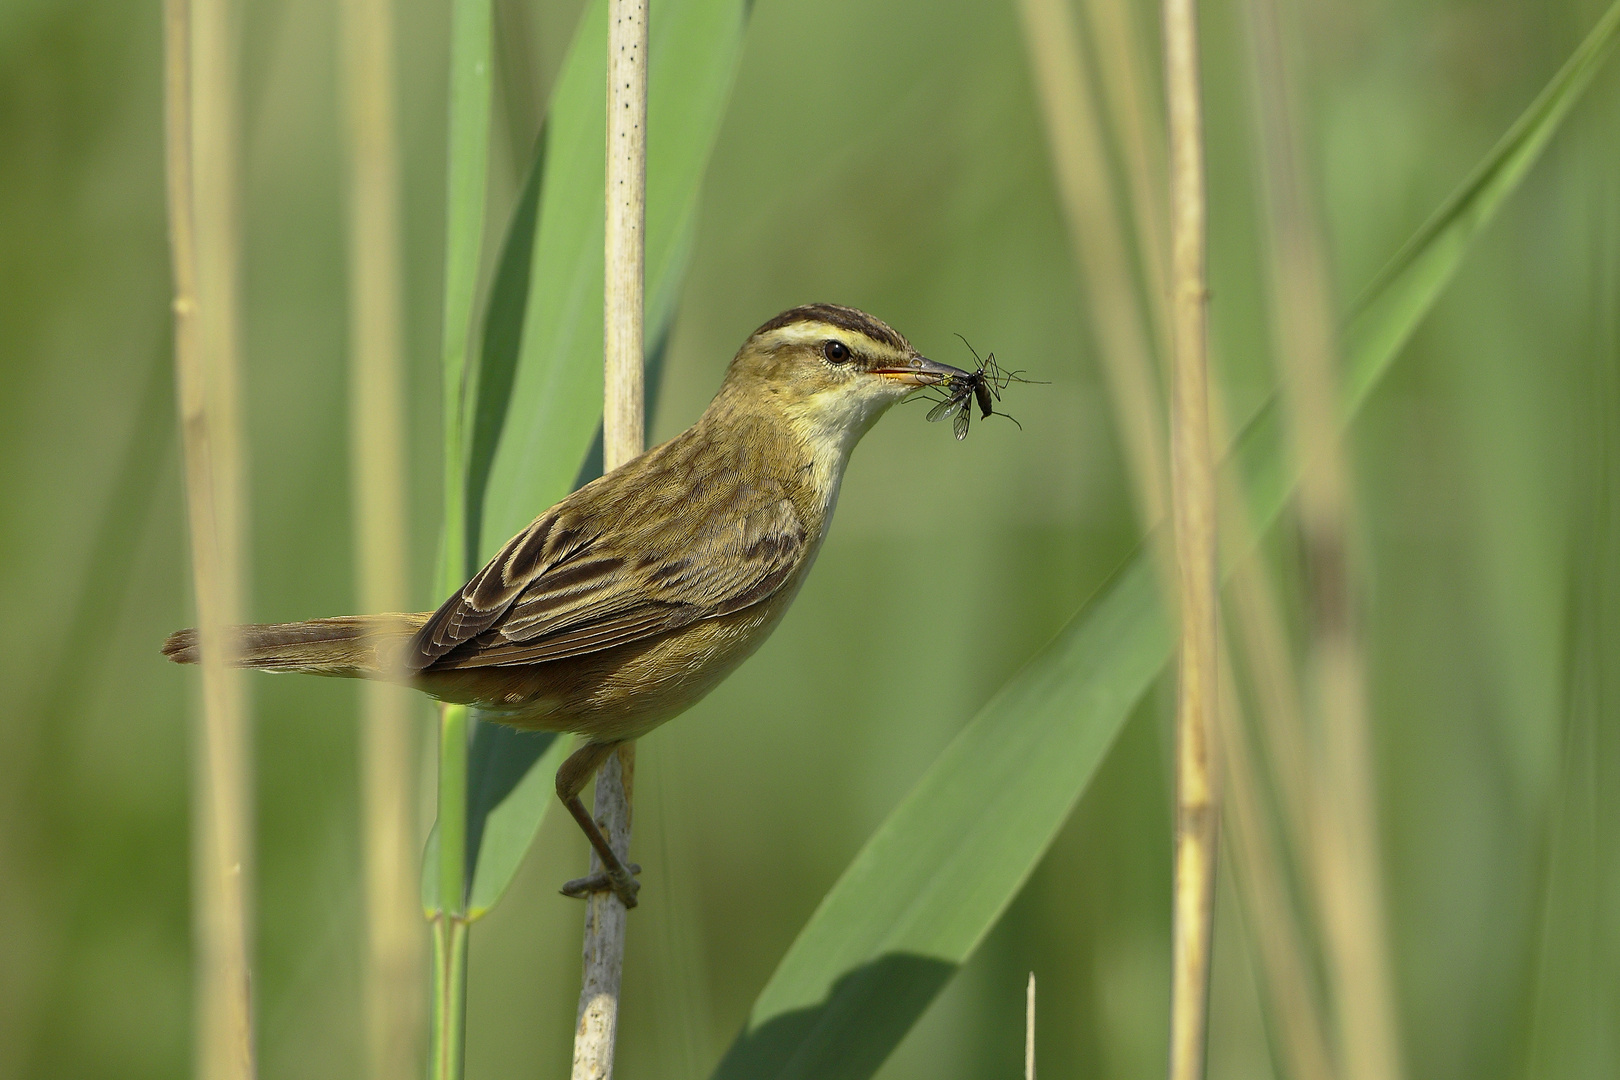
922, 337, 1038, 441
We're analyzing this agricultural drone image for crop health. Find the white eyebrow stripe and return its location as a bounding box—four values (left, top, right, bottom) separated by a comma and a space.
759, 322, 898, 354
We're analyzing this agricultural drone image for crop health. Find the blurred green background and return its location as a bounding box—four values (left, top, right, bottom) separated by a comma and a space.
1, 0, 1616, 1078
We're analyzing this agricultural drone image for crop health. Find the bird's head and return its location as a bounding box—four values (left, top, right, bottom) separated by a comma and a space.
716, 304, 968, 456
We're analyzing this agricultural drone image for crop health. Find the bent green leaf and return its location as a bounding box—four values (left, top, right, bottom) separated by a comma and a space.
421, 0, 753, 919
709, 5, 1620, 1077
476, 0, 750, 560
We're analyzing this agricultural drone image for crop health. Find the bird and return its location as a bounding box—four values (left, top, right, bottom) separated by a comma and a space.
164, 304, 969, 907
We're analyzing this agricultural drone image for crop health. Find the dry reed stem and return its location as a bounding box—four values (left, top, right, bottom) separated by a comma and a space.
1163, 0, 1221, 1078
572, 1, 647, 1076
1080, 0, 1172, 347
1205, 287, 1330, 1080
1017, 0, 1169, 526
1083, 0, 1326, 1037
574, 747, 636, 1080
1309, 636, 1398, 1080
1225, 558, 1314, 854
1025, 972, 1037, 1080
602, 0, 647, 471
1133, 0, 1323, 1059
1217, 648, 1336, 1080
339, 0, 421, 1075
1214, 484, 1338, 1080
1207, 349, 1334, 1080
164, 0, 256, 1076
1243, 3, 1403, 1079
1019, 10, 1330, 1074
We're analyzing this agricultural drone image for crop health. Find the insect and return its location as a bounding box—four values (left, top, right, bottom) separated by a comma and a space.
922, 337, 1037, 440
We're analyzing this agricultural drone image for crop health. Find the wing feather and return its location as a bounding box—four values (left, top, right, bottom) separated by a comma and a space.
431, 608, 692, 668
407, 432, 808, 671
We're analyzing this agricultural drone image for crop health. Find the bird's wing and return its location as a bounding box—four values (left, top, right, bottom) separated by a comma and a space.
407, 458, 808, 671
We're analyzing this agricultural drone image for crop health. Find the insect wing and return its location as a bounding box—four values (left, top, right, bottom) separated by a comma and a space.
953, 400, 971, 440
927, 394, 961, 424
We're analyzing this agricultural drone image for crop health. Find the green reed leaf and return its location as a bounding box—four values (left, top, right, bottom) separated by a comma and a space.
421, 0, 751, 920
474, 0, 750, 560
709, 6, 1620, 1076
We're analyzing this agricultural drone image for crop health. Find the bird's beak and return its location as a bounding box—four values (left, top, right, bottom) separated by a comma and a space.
873, 354, 971, 387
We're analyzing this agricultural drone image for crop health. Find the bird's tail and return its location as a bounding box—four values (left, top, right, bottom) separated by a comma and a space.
161, 613, 431, 678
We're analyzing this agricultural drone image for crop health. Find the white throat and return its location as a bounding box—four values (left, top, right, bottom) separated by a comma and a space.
790, 386, 896, 520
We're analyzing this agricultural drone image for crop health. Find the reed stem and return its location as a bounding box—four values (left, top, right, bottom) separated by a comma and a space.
339, 0, 421, 1073
430, 904, 470, 1080
1016, 0, 1168, 527
429, 703, 470, 1080
571, 1, 647, 1076
429, 0, 493, 1074
1217, 648, 1336, 1080
1243, 1, 1403, 1077
1019, 12, 1324, 1076
1163, 0, 1221, 1077
1081, 0, 1172, 344
1025, 972, 1036, 1080
164, 0, 256, 1075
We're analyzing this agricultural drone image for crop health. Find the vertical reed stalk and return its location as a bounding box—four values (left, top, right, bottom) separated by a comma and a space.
1025, 973, 1036, 1080
1080, 0, 1172, 345
1225, 560, 1314, 857
1095, 0, 1332, 1062
1163, 0, 1220, 1078
430, 0, 493, 1076
164, 0, 256, 1076
1208, 287, 1331, 1080
1243, 3, 1403, 1079
1020, 7, 1333, 1075
1213, 375, 1336, 1080
339, 0, 421, 1075
430, 755, 470, 1080
571, 1, 647, 1077
1081, 0, 1325, 983
1016, 0, 1169, 527
1217, 648, 1336, 1080
1213, 513, 1337, 1080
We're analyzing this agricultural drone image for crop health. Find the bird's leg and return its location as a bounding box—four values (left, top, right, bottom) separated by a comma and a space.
556, 740, 641, 908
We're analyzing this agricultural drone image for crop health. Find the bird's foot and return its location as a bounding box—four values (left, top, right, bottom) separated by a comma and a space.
560, 862, 642, 908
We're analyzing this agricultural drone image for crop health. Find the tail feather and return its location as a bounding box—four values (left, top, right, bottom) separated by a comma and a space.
162, 614, 431, 678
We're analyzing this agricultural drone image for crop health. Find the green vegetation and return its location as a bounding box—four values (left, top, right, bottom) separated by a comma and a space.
1, 1, 1616, 1079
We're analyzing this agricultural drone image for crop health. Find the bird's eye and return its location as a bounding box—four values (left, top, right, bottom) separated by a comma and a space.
822, 340, 850, 363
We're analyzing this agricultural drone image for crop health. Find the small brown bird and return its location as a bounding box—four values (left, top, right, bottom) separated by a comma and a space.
164, 304, 968, 906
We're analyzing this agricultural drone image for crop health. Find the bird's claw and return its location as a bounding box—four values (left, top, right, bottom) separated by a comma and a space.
560, 862, 642, 908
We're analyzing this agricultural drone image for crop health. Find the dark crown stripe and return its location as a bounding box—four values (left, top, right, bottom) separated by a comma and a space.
751, 304, 910, 353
